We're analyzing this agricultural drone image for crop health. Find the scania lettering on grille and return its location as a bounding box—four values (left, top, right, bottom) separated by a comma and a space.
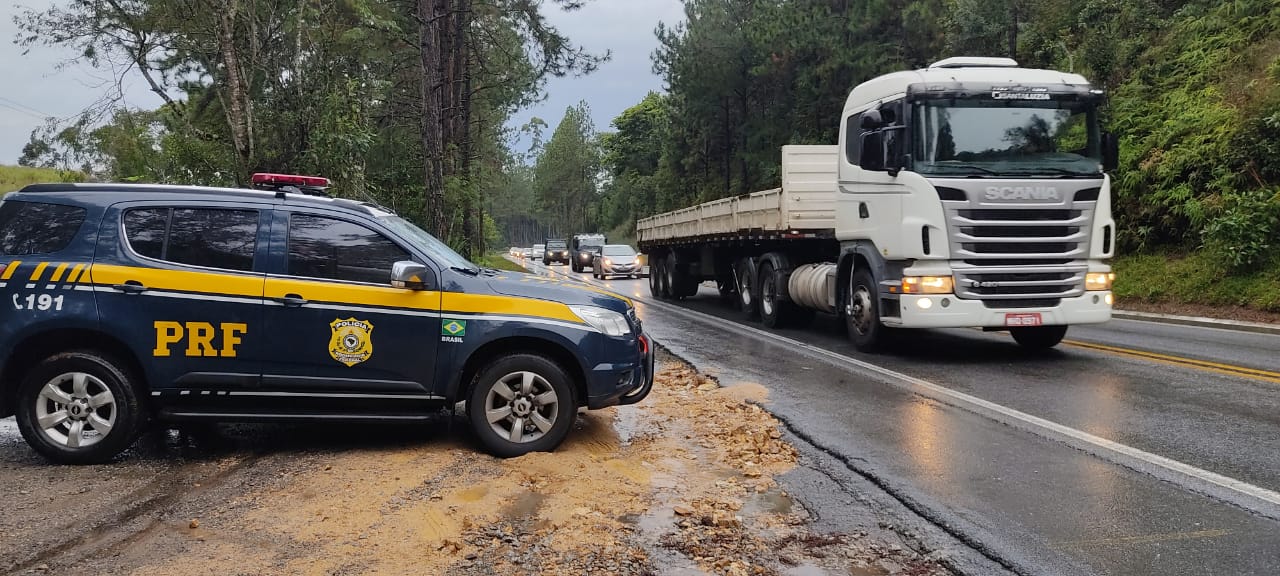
984, 186, 1060, 201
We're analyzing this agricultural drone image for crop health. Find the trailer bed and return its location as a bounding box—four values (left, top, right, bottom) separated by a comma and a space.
637, 145, 837, 246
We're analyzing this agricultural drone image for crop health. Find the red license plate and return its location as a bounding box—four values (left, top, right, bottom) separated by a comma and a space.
1004, 313, 1043, 327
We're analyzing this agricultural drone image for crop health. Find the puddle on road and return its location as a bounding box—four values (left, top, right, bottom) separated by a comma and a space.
503, 490, 548, 519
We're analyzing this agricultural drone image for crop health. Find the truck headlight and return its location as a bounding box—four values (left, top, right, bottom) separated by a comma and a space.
902, 276, 953, 294
1085, 272, 1115, 290
569, 306, 631, 336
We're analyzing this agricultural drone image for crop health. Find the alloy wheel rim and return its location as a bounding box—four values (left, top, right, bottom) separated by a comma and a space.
485, 371, 558, 444
850, 284, 873, 335
35, 372, 116, 449
761, 273, 775, 316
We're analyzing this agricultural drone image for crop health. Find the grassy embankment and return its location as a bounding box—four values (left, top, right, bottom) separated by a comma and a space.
0, 165, 80, 193
476, 254, 526, 272
1113, 253, 1280, 315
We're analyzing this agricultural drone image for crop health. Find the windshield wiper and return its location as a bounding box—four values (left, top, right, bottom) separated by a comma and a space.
451, 265, 480, 276
928, 164, 1000, 176
1008, 167, 1100, 177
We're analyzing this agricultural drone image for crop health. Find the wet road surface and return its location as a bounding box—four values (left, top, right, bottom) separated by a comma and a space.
525, 259, 1280, 576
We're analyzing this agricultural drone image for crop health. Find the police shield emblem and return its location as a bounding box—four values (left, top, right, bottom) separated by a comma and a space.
329, 318, 374, 367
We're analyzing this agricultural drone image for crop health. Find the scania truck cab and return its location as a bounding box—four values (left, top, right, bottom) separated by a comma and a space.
840, 56, 1117, 348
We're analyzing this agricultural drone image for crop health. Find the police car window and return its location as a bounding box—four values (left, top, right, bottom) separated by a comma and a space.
0, 200, 86, 255
124, 208, 258, 271
288, 214, 409, 284
167, 209, 259, 271
123, 208, 168, 260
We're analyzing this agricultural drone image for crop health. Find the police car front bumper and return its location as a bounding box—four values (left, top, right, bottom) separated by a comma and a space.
586, 333, 655, 409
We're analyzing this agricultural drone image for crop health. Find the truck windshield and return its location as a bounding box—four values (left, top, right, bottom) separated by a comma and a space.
547, 241, 567, 249
378, 215, 476, 271
912, 99, 1102, 178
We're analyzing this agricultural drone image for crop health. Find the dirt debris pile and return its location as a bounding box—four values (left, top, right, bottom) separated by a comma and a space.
7, 353, 951, 576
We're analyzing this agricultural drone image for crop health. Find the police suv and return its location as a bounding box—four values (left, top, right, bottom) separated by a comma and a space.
0, 174, 653, 464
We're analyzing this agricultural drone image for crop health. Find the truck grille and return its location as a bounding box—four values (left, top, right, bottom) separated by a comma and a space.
946, 206, 1093, 301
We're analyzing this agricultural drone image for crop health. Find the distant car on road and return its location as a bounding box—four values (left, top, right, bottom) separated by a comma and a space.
593, 244, 642, 280
571, 233, 606, 272
531, 244, 544, 261
543, 239, 569, 265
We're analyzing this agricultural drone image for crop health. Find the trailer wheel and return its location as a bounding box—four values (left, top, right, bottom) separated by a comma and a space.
846, 268, 888, 352
664, 256, 684, 300
658, 258, 673, 299
734, 259, 759, 319
759, 262, 789, 329
649, 257, 663, 298
1011, 325, 1068, 350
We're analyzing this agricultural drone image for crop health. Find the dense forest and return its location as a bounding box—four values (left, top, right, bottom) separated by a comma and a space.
13, 0, 1280, 277
13, 0, 603, 256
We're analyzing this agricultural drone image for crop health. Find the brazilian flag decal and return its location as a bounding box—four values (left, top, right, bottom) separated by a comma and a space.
441, 319, 466, 337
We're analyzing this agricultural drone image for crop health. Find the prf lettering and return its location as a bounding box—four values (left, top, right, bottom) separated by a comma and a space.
153, 321, 247, 358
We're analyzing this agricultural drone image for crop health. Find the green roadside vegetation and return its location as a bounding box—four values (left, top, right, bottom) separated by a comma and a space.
476, 254, 526, 273
1113, 254, 1280, 314
0, 165, 82, 193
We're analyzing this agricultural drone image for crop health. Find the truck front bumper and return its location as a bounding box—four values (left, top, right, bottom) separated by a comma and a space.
892, 292, 1113, 328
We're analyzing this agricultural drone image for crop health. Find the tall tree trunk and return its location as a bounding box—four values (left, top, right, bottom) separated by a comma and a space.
419, 0, 447, 236
216, 0, 253, 182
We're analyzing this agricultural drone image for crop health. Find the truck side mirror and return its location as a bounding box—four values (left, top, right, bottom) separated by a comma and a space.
860, 110, 884, 130
1101, 132, 1119, 172
391, 261, 432, 290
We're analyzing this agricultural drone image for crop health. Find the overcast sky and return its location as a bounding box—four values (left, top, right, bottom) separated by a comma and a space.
0, 0, 685, 165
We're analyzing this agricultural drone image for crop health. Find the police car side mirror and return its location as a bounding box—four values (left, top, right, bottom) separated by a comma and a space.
391, 261, 431, 291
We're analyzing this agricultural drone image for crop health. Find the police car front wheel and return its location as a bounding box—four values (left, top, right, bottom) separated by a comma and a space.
468, 354, 575, 458
16, 351, 145, 464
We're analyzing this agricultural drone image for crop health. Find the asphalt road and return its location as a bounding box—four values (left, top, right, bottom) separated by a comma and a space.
523, 258, 1280, 576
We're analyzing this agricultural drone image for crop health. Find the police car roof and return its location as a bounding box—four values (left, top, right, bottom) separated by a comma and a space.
13, 182, 390, 216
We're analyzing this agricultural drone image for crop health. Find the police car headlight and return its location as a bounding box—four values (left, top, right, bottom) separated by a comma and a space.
569, 306, 631, 336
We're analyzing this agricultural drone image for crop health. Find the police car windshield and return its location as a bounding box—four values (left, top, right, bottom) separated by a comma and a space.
379, 215, 476, 272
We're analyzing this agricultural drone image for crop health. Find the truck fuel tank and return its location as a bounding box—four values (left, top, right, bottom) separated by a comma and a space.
788, 263, 838, 314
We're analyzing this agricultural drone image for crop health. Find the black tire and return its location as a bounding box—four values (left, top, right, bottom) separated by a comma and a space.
664, 256, 681, 300
467, 353, 577, 458
572, 262, 580, 273
735, 259, 759, 319
649, 258, 663, 298
1011, 325, 1069, 350
759, 262, 788, 329
846, 268, 889, 352
15, 350, 146, 464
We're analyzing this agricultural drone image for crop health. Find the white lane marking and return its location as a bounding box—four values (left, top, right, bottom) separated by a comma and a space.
554, 261, 1280, 518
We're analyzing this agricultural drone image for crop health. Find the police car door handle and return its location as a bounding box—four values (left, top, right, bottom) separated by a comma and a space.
276, 293, 308, 307
112, 281, 147, 295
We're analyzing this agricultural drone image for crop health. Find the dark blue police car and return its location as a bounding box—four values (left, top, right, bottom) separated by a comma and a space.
0, 174, 653, 463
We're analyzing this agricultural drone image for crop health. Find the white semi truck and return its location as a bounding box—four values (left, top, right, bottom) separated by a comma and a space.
637, 57, 1119, 351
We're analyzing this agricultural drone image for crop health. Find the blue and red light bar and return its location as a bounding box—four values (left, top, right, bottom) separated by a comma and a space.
250, 173, 330, 188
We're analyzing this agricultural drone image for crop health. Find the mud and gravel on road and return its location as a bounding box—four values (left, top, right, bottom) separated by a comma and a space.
1, 350, 951, 576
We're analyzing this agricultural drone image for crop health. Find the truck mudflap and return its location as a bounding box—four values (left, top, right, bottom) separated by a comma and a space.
617, 334, 656, 406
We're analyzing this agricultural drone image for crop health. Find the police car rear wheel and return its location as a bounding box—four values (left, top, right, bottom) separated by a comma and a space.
468, 354, 575, 458
16, 351, 144, 464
